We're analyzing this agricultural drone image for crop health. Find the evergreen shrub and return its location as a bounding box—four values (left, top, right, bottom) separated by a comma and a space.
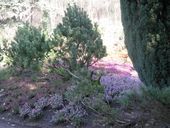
0, 47, 3, 62
53, 4, 106, 70
120, 0, 170, 88
5, 23, 50, 70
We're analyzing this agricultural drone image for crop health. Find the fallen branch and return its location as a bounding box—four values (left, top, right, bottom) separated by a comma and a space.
80, 101, 102, 116
65, 69, 80, 80
48, 63, 81, 80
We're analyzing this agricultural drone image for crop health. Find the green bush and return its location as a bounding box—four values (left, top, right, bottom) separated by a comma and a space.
65, 68, 104, 102
64, 68, 116, 125
5, 24, 50, 70
0, 47, 3, 62
120, 0, 170, 88
144, 86, 170, 106
53, 4, 106, 70
0, 68, 13, 81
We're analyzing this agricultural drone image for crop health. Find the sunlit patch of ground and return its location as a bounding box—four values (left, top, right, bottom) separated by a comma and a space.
0, 72, 70, 112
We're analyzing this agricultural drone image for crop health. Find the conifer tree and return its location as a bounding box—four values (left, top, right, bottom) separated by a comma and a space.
53, 4, 106, 70
120, 0, 170, 88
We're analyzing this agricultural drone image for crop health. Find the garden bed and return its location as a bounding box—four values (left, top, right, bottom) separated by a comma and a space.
0, 56, 169, 128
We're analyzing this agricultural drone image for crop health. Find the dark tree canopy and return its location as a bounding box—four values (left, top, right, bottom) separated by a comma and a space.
120, 0, 170, 88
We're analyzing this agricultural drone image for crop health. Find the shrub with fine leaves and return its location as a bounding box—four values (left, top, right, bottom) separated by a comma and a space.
53, 4, 106, 70
0, 46, 3, 62
5, 23, 50, 69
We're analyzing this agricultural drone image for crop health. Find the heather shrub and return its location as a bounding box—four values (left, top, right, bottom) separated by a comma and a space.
19, 103, 31, 118
48, 94, 64, 109
4, 23, 50, 70
53, 4, 106, 70
51, 102, 87, 126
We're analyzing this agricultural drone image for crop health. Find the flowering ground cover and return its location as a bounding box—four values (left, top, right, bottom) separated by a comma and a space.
90, 56, 142, 100
0, 55, 169, 128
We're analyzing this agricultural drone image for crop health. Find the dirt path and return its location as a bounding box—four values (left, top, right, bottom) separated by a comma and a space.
0, 118, 40, 128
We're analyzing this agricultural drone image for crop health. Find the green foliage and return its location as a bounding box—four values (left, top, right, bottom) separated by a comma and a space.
0, 106, 6, 113
120, 0, 170, 88
53, 4, 106, 70
4, 23, 50, 70
122, 85, 170, 107
53, 67, 66, 76
0, 47, 3, 62
116, 90, 140, 107
0, 68, 13, 81
143, 86, 170, 106
64, 68, 104, 102
83, 95, 117, 118
64, 68, 117, 126
82, 96, 117, 127
71, 117, 84, 127
50, 66, 71, 81
117, 96, 130, 107
11, 106, 19, 115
